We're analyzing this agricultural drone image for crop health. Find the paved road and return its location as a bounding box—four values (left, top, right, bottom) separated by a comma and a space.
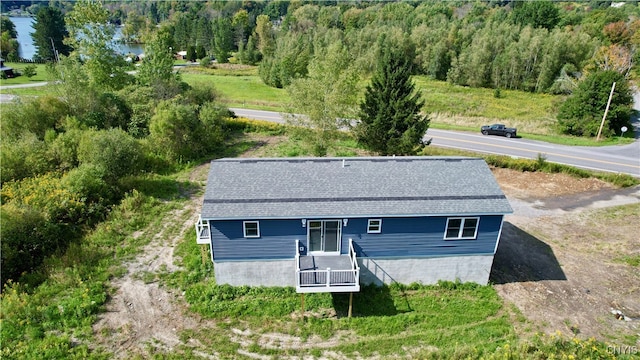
2, 97, 637, 176
0, 81, 48, 103
231, 108, 640, 177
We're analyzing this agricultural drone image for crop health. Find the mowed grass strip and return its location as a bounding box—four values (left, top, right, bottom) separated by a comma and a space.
0, 62, 51, 86
180, 70, 289, 111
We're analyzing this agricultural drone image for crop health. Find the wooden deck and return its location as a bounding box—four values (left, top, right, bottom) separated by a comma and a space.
295, 240, 360, 293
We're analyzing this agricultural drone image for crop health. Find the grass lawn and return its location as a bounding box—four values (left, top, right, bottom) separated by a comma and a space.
180, 65, 290, 111
0, 62, 51, 85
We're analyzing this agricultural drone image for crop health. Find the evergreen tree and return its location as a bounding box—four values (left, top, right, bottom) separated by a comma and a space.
31, 7, 72, 61
355, 45, 430, 155
186, 45, 197, 62
211, 17, 234, 63
196, 45, 206, 60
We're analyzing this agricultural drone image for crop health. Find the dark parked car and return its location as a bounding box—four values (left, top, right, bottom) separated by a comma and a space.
481, 124, 517, 138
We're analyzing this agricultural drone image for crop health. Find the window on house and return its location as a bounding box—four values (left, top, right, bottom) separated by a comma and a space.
444, 217, 479, 240
367, 219, 382, 233
243, 221, 260, 238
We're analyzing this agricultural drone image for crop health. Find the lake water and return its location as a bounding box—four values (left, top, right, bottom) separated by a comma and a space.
10, 16, 144, 60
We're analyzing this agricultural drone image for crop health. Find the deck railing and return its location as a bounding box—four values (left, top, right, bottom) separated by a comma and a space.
195, 215, 210, 245
295, 239, 360, 293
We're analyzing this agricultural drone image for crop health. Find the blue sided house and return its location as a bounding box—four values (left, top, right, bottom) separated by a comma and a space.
196, 156, 513, 294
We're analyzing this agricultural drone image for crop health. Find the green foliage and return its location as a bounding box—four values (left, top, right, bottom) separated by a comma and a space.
65, 0, 130, 90
200, 55, 212, 67
22, 64, 37, 78
1, 16, 17, 38
0, 132, 55, 184
48, 127, 83, 172
356, 42, 430, 155
486, 332, 617, 360
286, 39, 360, 156
511, 0, 560, 30
558, 70, 633, 137
483, 154, 639, 187
0, 172, 88, 283
77, 129, 143, 181
1, 190, 167, 358
197, 45, 206, 60
186, 45, 197, 62
138, 26, 179, 86
61, 163, 115, 218
255, 14, 276, 58
31, 6, 72, 61
237, 35, 261, 65
0, 204, 61, 284
212, 17, 234, 63
1, 96, 70, 140
258, 32, 312, 88
224, 117, 286, 135
148, 100, 226, 162
82, 92, 133, 130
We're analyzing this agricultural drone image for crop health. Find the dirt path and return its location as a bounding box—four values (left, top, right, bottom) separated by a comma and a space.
91, 163, 640, 357
92, 164, 213, 358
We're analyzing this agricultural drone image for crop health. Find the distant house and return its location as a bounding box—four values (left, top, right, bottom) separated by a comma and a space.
0, 58, 15, 78
196, 157, 512, 293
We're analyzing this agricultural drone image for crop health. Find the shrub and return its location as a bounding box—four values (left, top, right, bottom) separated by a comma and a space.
47, 128, 83, 172
61, 164, 115, 223
225, 117, 286, 135
77, 128, 143, 181
79, 92, 132, 130
149, 100, 228, 162
0, 96, 70, 140
557, 70, 632, 137
0, 132, 54, 184
22, 64, 37, 78
200, 56, 212, 67
0, 204, 61, 284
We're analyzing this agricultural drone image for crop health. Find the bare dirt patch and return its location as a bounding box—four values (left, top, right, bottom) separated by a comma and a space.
490, 169, 640, 343
92, 163, 214, 358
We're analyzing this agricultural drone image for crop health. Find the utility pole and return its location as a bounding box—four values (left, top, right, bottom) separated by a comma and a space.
596, 82, 616, 141
50, 37, 59, 63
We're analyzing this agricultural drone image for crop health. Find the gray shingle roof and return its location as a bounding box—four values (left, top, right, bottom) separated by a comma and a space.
201, 156, 513, 219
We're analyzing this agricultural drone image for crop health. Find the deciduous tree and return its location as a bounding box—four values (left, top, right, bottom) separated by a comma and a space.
286, 40, 360, 156
557, 70, 632, 137
65, 0, 129, 90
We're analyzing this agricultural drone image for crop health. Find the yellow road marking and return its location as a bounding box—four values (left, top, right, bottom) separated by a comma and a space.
429, 135, 640, 170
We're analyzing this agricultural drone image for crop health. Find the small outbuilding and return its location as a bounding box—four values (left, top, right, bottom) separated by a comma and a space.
0, 58, 15, 78
196, 156, 512, 294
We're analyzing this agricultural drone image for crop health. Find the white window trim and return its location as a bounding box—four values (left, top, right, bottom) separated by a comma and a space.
444, 217, 479, 240
367, 219, 382, 234
243, 221, 260, 238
